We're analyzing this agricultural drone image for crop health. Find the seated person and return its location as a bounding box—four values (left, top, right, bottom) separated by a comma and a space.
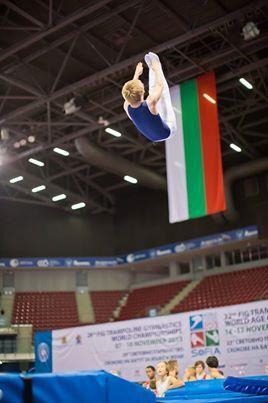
206, 356, 225, 379
167, 360, 179, 379
143, 365, 156, 394
194, 360, 210, 380
156, 361, 184, 397
183, 366, 196, 382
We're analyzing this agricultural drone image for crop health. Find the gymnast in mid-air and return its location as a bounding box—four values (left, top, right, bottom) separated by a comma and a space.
122, 52, 176, 142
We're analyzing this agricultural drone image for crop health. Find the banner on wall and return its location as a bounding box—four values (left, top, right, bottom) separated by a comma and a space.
0, 226, 258, 268
35, 300, 268, 381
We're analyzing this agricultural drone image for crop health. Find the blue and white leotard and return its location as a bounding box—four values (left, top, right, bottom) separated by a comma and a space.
128, 101, 171, 142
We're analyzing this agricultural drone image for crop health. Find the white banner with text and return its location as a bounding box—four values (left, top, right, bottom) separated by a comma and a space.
52, 300, 268, 381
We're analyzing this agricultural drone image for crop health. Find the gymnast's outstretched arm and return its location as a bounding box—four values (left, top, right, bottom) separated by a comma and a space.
122, 62, 143, 118
133, 62, 143, 80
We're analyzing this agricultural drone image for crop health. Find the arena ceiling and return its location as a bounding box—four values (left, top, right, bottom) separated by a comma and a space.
0, 0, 267, 214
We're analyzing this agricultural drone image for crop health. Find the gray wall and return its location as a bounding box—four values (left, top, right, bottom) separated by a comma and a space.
9, 269, 131, 292
0, 201, 114, 257
0, 173, 267, 258
113, 187, 261, 254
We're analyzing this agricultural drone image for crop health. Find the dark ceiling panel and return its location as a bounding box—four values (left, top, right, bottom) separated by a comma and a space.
0, 0, 267, 214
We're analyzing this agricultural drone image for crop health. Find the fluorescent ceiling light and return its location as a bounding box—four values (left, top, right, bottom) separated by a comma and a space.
28, 158, 44, 167
124, 175, 138, 184
32, 185, 46, 193
71, 202, 86, 210
203, 93, 216, 104
105, 127, 122, 137
230, 143, 242, 153
52, 194, 66, 202
53, 147, 69, 156
9, 176, 23, 184
239, 77, 253, 90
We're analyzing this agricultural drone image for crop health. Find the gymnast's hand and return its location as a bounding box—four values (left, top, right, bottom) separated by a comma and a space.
134, 62, 143, 78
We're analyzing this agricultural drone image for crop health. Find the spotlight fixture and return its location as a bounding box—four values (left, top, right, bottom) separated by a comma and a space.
98, 116, 110, 126
124, 175, 138, 184
52, 194, 67, 202
28, 135, 35, 143
71, 202, 86, 210
20, 139, 27, 146
239, 77, 253, 90
14, 142, 20, 149
105, 127, 122, 137
32, 185, 46, 193
53, 147, 69, 156
63, 96, 86, 115
28, 158, 44, 167
203, 93, 216, 104
9, 176, 23, 184
230, 143, 242, 153
242, 22, 260, 41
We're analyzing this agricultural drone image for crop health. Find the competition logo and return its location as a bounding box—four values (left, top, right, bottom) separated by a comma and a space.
174, 243, 186, 253
37, 259, 49, 267
190, 313, 220, 351
126, 254, 135, 263
10, 259, 19, 267
38, 342, 50, 363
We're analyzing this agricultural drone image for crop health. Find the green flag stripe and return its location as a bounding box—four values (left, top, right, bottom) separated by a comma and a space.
180, 79, 206, 218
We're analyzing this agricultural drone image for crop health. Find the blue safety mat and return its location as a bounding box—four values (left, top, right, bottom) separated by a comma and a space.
0, 373, 24, 403
165, 379, 225, 396
32, 370, 107, 403
31, 370, 155, 403
224, 377, 268, 395
158, 377, 268, 403
160, 397, 268, 403
1, 371, 268, 403
106, 370, 155, 403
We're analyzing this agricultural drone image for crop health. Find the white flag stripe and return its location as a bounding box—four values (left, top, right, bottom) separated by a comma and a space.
165, 86, 188, 223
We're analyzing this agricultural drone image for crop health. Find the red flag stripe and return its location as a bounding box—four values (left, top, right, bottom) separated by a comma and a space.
197, 72, 226, 214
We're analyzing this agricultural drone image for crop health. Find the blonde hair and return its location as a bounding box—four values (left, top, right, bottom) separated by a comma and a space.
167, 360, 178, 373
156, 361, 169, 374
122, 79, 144, 104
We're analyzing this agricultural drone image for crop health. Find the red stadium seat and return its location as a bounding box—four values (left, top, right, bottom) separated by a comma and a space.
171, 266, 268, 314
91, 290, 127, 323
118, 280, 190, 320
11, 292, 80, 334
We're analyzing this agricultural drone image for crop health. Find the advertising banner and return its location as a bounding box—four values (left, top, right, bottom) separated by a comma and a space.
0, 226, 258, 269
35, 300, 268, 381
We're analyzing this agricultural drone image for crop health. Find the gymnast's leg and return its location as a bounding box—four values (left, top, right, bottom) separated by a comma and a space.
144, 52, 176, 133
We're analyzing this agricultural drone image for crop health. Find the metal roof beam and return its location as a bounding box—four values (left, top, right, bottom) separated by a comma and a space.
1, 8, 267, 126
2, 0, 141, 75
2, 0, 45, 28
0, 0, 114, 63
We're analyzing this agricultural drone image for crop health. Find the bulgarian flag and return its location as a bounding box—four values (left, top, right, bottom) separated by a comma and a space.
165, 71, 226, 223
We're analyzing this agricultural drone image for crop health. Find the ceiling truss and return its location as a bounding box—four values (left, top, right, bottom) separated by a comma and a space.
0, 0, 267, 213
